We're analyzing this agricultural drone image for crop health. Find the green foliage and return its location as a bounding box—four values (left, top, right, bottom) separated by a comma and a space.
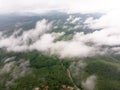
84, 57, 120, 90
1, 51, 120, 90
0, 51, 73, 90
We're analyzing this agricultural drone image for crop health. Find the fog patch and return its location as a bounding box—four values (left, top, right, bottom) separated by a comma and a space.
0, 58, 31, 89
82, 75, 97, 90
69, 60, 87, 77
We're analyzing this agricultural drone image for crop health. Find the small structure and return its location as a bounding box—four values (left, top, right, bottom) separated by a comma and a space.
61, 84, 74, 90
32, 87, 40, 90
44, 85, 49, 90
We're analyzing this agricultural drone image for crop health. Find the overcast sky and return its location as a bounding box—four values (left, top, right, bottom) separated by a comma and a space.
0, 0, 119, 14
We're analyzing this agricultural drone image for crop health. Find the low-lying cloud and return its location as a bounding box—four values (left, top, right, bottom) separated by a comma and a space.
82, 75, 97, 90
0, 10, 120, 58
0, 19, 97, 58
0, 57, 31, 89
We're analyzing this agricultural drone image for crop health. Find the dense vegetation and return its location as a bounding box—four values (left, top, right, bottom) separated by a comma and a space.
0, 51, 74, 90
70, 55, 120, 90
0, 51, 120, 90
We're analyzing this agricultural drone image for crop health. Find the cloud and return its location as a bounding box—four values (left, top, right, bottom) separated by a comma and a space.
0, 58, 31, 88
84, 10, 120, 29
82, 75, 97, 90
67, 15, 81, 24
51, 41, 96, 58
0, 0, 119, 14
0, 19, 53, 52
22, 19, 53, 43
0, 19, 100, 58
74, 29, 120, 46
0, 8, 120, 58
0, 61, 15, 74
3, 57, 15, 63
29, 33, 97, 58
82, 10, 120, 47
0, 58, 30, 75
30, 34, 55, 52
69, 60, 87, 77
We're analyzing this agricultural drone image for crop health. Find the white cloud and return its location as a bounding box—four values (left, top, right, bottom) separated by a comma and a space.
4, 57, 15, 63
1, 8, 120, 58
52, 41, 95, 58
0, 58, 31, 88
0, 19, 53, 52
69, 60, 87, 77
0, 61, 15, 74
0, 0, 119, 14
83, 10, 120, 47
30, 34, 54, 52
82, 75, 97, 90
29, 33, 97, 58
22, 19, 52, 43
0, 19, 100, 58
84, 10, 120, 29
